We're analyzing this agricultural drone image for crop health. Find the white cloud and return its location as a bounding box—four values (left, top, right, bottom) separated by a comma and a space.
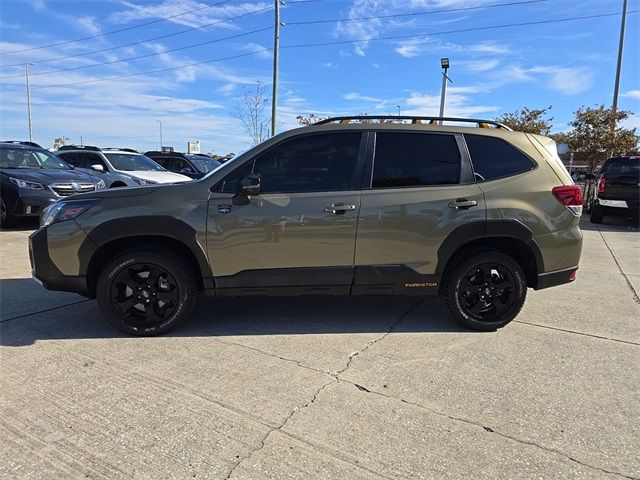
76, 16, 101, 35
242, 42, 271, 59
459, 59, 500, 73
620, 114, 640, 130
404, 91, 499, 118
394, 38, 429, 58
622, 90, 640, 101
527, 66, 594, 95
343, 92, 383, 102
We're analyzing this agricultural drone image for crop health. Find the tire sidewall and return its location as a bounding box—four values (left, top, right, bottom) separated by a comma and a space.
447, 252, 527, 331
97, 251, 193, 336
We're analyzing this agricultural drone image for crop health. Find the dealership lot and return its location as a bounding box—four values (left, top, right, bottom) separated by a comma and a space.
1, 217, 638, 479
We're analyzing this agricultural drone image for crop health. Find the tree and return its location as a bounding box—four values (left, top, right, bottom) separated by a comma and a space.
563, 105, 638, 172
296, 113, 328, 126
233, 82, 270, 146
52, 137, 70, 149
496, 106, 553, 135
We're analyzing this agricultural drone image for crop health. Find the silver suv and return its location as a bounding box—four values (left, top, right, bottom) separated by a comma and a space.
55, 146, 191, 187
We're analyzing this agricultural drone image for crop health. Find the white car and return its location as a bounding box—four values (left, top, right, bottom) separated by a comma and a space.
55, 146, 192, 187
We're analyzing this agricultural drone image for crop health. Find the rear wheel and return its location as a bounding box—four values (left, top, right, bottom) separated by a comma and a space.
590, 204, 604, 224
444, 250, 527, 331
96, 248, 197, 336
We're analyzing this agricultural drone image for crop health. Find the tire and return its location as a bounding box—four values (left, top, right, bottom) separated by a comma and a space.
590, 205, 604, 224
96, 247, 197, 336
443, 249, 527, 331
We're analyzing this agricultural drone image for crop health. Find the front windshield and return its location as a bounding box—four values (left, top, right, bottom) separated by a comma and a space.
186, 155, 222, 173
104, 153, 165, 171
0, 147, 71, 170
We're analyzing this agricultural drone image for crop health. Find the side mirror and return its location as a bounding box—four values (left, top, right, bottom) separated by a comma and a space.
180, 167, 194, 174
91, 164, 105, 173
239, 173, 261, 197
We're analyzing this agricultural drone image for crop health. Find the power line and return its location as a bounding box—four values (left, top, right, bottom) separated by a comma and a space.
286, 0, 550, 26
0, 6, 274, 69
0, 0, 234, 56
6, 10, 634, 91
0, 26, 273, 79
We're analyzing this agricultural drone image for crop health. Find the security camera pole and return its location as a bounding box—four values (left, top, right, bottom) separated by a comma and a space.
439, 57, 451, 124
25, 62, 34, 141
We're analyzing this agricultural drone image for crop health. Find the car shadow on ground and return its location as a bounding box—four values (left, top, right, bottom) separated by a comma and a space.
0, 278, 473, 347
580, 213, 639, 232
0, 218, 39, 232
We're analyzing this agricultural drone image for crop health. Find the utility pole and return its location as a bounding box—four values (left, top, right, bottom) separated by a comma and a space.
157, 120, 163, 150
397, 105, 401, 116
271, 0, 281, 137
438, 58, 451, 124
25, 62, 34, 141
612, 0, 627, 120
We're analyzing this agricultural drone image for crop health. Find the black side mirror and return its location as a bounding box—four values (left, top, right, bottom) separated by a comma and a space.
239, 173, 261, 196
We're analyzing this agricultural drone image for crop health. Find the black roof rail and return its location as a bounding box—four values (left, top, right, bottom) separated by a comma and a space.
2, 140, 43, 148
56, 145, 101, 151
314, 116, 512, 130
145, 150, 189, 158
102, 147, 139, 153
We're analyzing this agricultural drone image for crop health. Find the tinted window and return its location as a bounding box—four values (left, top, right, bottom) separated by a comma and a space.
221, 133, 361, 194
372, 133, 461, 188
465, 135, 535, 181
57, 152, 85, 168
601, 159, 639, 175
104, 153, 165, 171
0, 148, 71, 170
152, 156, 171, 169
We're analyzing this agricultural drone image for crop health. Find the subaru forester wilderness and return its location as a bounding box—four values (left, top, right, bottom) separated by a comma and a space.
29, 117, 583, 335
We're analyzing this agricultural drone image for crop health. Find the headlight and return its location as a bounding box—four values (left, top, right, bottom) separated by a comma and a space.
41, 199, 99, 227
9, 177, 45, 190
96, 179, 106, 189
131, 177, 157, 185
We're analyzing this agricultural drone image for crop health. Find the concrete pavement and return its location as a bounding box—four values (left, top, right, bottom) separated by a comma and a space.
1, 216, 638, 479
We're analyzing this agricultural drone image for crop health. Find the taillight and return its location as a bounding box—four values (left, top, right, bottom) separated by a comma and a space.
597, 177, 606, 194
552, 185, 583, 216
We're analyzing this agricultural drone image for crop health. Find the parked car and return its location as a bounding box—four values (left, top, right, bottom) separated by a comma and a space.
587, 156, 640, 224
1, 141, 104, 226
29, 116, 583, 336
55, 146, 192, 186
145, 151, 222, 179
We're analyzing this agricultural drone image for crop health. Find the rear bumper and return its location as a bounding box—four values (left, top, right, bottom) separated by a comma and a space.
28, 228, 90, 297
534, 266, 578, 290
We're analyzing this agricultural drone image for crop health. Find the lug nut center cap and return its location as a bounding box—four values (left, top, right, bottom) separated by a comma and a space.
141, 290, 150, 298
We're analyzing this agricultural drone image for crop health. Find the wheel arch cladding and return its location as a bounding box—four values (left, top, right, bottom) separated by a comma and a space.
79, 216, 211, 296
436, 220, 544, 288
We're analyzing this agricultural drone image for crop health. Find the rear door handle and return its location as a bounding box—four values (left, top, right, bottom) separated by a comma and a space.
324, 203, 356, 215
448, 199, 478, 209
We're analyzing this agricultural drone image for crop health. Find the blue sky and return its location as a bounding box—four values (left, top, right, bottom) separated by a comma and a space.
0, 0, 638, 154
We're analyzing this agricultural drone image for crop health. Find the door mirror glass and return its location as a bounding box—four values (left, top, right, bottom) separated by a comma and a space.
239, 173, 261, 196
90, 164, 105, 172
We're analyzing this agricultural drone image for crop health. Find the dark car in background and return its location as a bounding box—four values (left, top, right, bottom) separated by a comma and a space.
145, 151, 222, 179
0, 141, 105, 226
588, 156, 640, 224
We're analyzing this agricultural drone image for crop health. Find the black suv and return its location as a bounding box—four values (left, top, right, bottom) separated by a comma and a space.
588, 156, 639, 224
0, 141, 105, 226
145, 151, 222, 179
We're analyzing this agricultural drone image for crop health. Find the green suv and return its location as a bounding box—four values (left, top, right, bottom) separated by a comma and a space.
29, 116, 583, 335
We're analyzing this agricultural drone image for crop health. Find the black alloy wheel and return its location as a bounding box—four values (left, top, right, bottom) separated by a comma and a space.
444, 250, 526, 331
458, 263, 515, 321
96, 248, 197, 336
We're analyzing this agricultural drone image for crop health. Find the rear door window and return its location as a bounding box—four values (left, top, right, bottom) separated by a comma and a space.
464, 134, 535, 181
58, 152, 86, 168
372, 132, 461, 188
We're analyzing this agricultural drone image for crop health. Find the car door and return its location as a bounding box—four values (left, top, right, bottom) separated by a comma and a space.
57, 152, 87, 170
353, 130, 486, 294
207, 131, 366, 294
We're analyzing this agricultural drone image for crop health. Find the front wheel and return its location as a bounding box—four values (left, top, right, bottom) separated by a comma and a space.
444, 250, 527, 331
96, 248, 197, 336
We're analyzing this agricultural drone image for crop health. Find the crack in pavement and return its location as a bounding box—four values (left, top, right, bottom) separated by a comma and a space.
596, 225, 640, 304
514, 320, 640, 346
0, 299, 92, 323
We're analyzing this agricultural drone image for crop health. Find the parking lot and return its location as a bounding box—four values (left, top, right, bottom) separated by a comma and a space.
0, 216, 638, 479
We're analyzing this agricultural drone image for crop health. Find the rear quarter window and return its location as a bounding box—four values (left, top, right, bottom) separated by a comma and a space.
464, 134, 535, 181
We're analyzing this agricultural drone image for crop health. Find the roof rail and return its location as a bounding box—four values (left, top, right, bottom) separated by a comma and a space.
2, 140, 43, 148
315, 116, 512, 131
102, 147, 139, 153
56, 145, 101, 151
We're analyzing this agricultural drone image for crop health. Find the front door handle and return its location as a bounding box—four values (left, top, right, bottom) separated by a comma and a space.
324, 203, 356, 215
448, 199, 478, 210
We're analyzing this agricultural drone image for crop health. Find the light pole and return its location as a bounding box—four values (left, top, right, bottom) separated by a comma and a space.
157, 120, 163, 150
439, 57, 451, 124
397, 105, 401, 116
25, 62, 34, 141
612, 0, 627, 122
271, 0, 281, 136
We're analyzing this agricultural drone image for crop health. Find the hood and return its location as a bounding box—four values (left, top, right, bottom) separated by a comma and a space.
126, 170, 192, 184
0, 168, 100, 185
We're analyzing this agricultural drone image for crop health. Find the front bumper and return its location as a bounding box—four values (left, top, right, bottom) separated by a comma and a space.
9, 190, 58, 217
28, 228, 90, 297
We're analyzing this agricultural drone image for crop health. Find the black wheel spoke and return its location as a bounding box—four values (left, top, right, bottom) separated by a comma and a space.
458, 261, 517, 323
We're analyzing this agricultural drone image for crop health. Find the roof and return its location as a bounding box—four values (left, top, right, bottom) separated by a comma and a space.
1, 141, 43, 148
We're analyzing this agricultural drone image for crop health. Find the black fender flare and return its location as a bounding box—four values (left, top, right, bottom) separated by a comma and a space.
435, 219, 544, 275
78, 216, 212, 284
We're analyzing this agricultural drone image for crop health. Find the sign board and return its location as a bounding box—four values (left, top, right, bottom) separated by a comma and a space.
187, 141, 201, 154
161, 146, 174, 153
